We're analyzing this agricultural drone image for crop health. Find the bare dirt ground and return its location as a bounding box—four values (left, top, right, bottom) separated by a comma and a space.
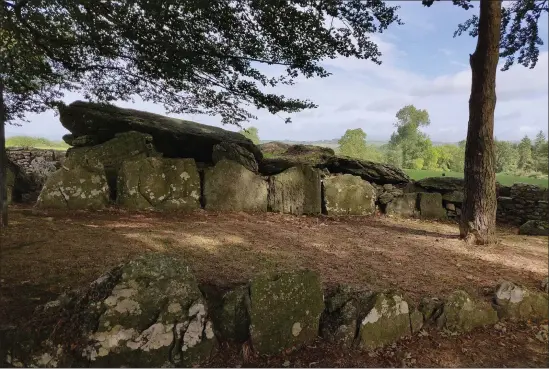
1, 205, 548, 367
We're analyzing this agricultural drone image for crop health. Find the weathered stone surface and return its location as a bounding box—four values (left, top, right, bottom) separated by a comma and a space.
378, 189, 404, 205
5, 164, 15, 205
260, 155, 409, 185
409, 309, 424, 334
541, 277, 549, 293
36, 161, 109, 210
518, 220, 549, 236
323, 174, 376, 216
212, 142, 258, 173
442, 190, 464, 203
415, 177, 464, 192
248, 271, 324, 355
65, 131, 159, 199
60, 100, 262, 163
320, 286, 374, 348
493, 281, 549, 321
258, 141, 291, 155
419, 192, 447, 220
3, 255, 216, 367
358, 292, 412, 349
204, 159, 268, 212
436, 291, 498, 333
268, 165, 321, 215
385, 193, 418, 217
510, 183, 548, 202
209, 286, 250, 343
418, 297, 444, 327
117, 157, 200, 211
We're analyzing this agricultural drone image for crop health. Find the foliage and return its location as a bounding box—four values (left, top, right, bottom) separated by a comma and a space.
338, 128, 368, 158
494, 139, 519, 173
239, 127, 260, 145
518, 135, 535, 171
5, 135, 68, 149
404, 169, 548, 188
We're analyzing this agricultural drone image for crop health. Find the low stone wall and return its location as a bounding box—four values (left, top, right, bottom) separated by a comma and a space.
6, 147, 66, 203
496, 183, 548, 225
2, 254, 548, 367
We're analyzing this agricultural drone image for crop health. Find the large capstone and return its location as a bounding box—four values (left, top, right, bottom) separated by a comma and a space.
204, 159, 268, 212
59, 100, 262, 163
323, 174, 376, 216
268, 165, 321, 215
65, 131, 159, 199
384, 193, 418, 217
415, 177, 464, 192
248, 270, 324, 355
3, 255, 216, 367
518, 220, 549, 236
36, 161, 109, 210
436, 291, 498, 333
493, 281, 549, 321
358, 292, 412, 349
418, 192, 447, 219
212, 142, 258, 173
117, 157, 201, 211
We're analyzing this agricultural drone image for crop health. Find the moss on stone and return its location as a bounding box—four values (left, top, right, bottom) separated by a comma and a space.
385, 193, 418, 217
494, 281, 549, 321
210, 286, 250, 343
204, 159, 268, 212
268, 165, 321, 215
323, 174, 376, 216
437, 290, 498, 333
418, 192, 447, 220
117, 157, 201, 211
248, 270, 324, 355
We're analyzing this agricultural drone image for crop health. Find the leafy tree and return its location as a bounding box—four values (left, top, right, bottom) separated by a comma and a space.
338, 128, 368, 159
388, 105, 431, 168
384, 145, 403, 168
533, 131, 548, 173
424, 0, 548, 244
494, 139, 519, 173
0, 0, 403, 227
517, 135, 534, 172
239, 127, 260, 145
423, 146, 440, 170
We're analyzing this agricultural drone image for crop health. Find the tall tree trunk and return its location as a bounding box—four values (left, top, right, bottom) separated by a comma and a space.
0, 79, 7, 228
459, 0, 502, 245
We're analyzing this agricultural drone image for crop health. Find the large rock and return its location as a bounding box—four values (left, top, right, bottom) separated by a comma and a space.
36, 161, 109, 210
518, 220, 549, 236
358, 292, 412, 349
323, 174, 376, 216
117, 157, 201, 211
60, 100, 262, 163
436, 291, 498, 333
442, 190, 464, 203
418, 192, 447, 219
212, 142, 258, 173
415, 177, 464, 192
385, 193, 418, 217
258, 141, 291, 155
204, 159, 268, 212
3, 254, 216, 367
268, 165, 321, 215
65, 131, 159, 199
208, 286, 250, 343
493, 281, 549, 321
260, 156, 409, 185
248, 270, 324, 355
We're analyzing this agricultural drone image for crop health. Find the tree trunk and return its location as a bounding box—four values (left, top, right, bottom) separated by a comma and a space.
0, 79, 7, 228
459, 0, 502, 245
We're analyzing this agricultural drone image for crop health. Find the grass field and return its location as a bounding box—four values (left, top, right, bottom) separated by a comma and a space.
6, 136, 69, 150
405, 169, 549, 188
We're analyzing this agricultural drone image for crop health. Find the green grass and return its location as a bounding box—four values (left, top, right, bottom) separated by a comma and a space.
6, 136, 69, 151
405, 169, 548, 188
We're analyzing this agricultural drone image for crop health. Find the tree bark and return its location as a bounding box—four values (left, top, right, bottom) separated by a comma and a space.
459, 0, 502, 245
0, 79, 7, 228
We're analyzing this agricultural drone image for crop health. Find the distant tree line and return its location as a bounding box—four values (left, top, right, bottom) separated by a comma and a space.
338, 105, 548, 176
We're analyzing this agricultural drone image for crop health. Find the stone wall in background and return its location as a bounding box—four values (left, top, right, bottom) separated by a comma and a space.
6, 147, 66, 203
496, 183, 548, 226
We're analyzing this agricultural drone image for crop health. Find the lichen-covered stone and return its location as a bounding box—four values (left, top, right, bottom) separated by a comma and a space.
442, 190, 464, 203
320, 286, 374, 348
36, 161, 109, 210
209, 286, 250, 343
410, 309, 424, 334
493, 281, 549, 321
212, 142, 258, 173
437, 291, 498, 333
385, 193, 418, 217
204, 159, 268, 212
418, 192, 447, 219
248, 270, 324, 355
65, 131, 159, 198
268, 165, 321, 215
117, 157, 200, 211
358, 292, 412, 349
323, 174, 376, 216
518, 220, 549, 236
418, 297, 444, 327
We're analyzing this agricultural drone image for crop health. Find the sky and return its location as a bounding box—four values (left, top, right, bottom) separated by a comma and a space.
6, 1, 549, 143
